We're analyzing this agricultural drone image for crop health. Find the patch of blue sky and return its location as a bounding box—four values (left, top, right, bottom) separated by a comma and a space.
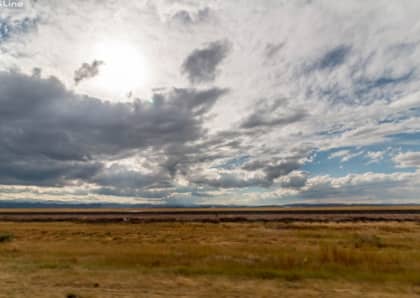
213, 155, 250, 170
303, 142, 419, 177
353, 70, 415, 102
386, 132, 420, 146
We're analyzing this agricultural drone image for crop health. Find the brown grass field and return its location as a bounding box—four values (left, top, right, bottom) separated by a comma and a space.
1, 208, 420, 297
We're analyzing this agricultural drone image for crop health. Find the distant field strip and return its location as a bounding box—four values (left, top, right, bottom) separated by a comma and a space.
0, 207, 420, 222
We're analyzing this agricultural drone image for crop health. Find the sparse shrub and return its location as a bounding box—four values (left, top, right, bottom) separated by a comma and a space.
66, 293, 79, 298
0, 232, 13, 243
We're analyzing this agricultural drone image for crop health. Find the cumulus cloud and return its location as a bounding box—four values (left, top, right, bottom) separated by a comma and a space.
0, 70, 227, 188
182, 40, 231, 84
297, 171, 419, 202
366, 150, 386, 164
393, 152, 420, 168
276, 171, 308, 189
74, 60, 104, 84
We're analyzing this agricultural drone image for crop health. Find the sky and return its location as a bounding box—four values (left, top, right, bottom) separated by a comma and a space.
0, 0, 420, 206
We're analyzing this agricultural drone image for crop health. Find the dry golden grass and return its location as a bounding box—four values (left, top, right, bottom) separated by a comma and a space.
0, 221, 420, 297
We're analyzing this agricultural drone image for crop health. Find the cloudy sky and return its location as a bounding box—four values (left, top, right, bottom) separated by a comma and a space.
0, 0, 420, 206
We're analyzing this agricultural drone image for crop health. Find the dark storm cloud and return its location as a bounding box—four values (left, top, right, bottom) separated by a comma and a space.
182, 40, 231, 84
93, 166, 166, 189
0, 159, 102, 187
263, 160, 303, 181
0, 71, 227, 186
74, 60, 104, 84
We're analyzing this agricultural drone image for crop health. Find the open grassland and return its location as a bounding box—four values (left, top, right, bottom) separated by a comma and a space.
1, 221, 420, 297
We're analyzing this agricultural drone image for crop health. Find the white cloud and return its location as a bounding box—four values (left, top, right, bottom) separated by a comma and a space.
366, 151, 386, 164
393, 152, 420, 168
329, 149, 364, 162
1, 1, 420, 205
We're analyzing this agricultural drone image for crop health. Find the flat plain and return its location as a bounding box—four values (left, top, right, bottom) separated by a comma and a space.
0, 207, 420, 297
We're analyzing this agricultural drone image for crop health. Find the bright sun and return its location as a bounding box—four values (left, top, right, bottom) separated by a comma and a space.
87, 41, 149, 99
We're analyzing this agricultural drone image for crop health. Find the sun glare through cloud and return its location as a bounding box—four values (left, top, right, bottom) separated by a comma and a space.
77, 40, 151, 101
